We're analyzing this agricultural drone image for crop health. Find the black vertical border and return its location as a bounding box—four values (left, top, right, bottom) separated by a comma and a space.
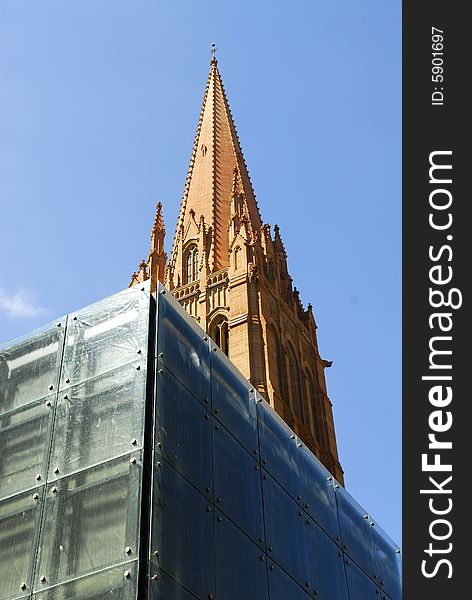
403, 3, 467, 598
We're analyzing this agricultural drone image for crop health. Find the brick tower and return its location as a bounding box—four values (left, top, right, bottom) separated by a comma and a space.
131, 56, 343, 483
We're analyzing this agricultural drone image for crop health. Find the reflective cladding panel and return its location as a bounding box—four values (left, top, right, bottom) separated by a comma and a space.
49, 362, 146, 480
155, 365, 212, 496
31, 562, 138, 600
149, 569, 198, 600
0, 396, 54, 501
210, 347, 258, 455
335, 483, 375, 577
34, 452, 143, 591
213, 421, 264, 546
305, 519, 349, 600
60, 284, 149, 389
298, 444, 340, 543
0, 319, 65, 415
0, 486, 44, 600
262, 471, 310, 589
371, 523, 402, 600
345, 559, 388, 600
267, 560, 312, 600
156, 287, 210, 405
151, 460, 214, 600
214, 509, 268, 600
257, 399, 301, 502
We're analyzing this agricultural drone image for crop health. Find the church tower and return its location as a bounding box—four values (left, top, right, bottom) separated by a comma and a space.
131, 55, 344, 483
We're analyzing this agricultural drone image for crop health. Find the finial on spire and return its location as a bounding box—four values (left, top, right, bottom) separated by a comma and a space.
210, 43, 217, 65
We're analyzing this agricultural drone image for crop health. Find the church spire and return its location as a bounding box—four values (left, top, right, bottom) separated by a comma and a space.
148, 201, 167, 290
167, 55, 262, 285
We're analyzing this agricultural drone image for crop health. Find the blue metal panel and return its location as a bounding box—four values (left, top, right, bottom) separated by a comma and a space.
155, 365, 212, 497
214, 509, 269, 600
266, 560, 312, 600
213, 420, 264, 547
150, 460, 214, 600
156, 288, 210, 406
257, 399, 302, 503
262, 471, 310, 589
298, 444, 340, 544
210, 346, 258, 456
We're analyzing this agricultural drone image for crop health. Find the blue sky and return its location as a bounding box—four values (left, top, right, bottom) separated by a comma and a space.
0, 1, 401, 543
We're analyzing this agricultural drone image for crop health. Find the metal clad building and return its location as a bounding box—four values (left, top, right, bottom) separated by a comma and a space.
0, 283, 401, 599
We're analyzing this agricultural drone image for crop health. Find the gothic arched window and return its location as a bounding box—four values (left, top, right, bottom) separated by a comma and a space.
185, 245, 199, 284
209, 315, 229, 356
287, 343, 304, 422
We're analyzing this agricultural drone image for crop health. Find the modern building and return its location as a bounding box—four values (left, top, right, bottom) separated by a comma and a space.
130, 56, 343, 483
0, 282, 401, 599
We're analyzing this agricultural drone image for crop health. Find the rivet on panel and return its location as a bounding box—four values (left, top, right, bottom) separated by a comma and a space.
56, 323, 61, 328
20, 583, 27, 591
254, 466, 259, 471
154, 550, 160, 556
214, 425, 219, 430
32, 493, 39, 501
40, 576, 47, 583
48, 385, 54, 391
151, 574, 159, 580
160, 289, 166, 295
73, 316, 78, 321
269, 565, 274, 571
51, 487, 58, 494
268, 546, 273, 552
206, 506, 212, 512
54, 467, 60, 474
36, 474, 42, 481
137, 349, 142, 354
130, 458, 137, 465
159, 352, 164, 358
46, 400, 52, 408
125, 546, 132, 555
158, 369, 164, 374
136, 365, 141, 370
63, 395, 69, 400
334, 484, 339, 489
204, 415, 210, 420
131, 438, 138, 445
259, 556, 265, 561
65, 378, 70, 384
217, 516, 222, 522
124, 570, 131, 579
